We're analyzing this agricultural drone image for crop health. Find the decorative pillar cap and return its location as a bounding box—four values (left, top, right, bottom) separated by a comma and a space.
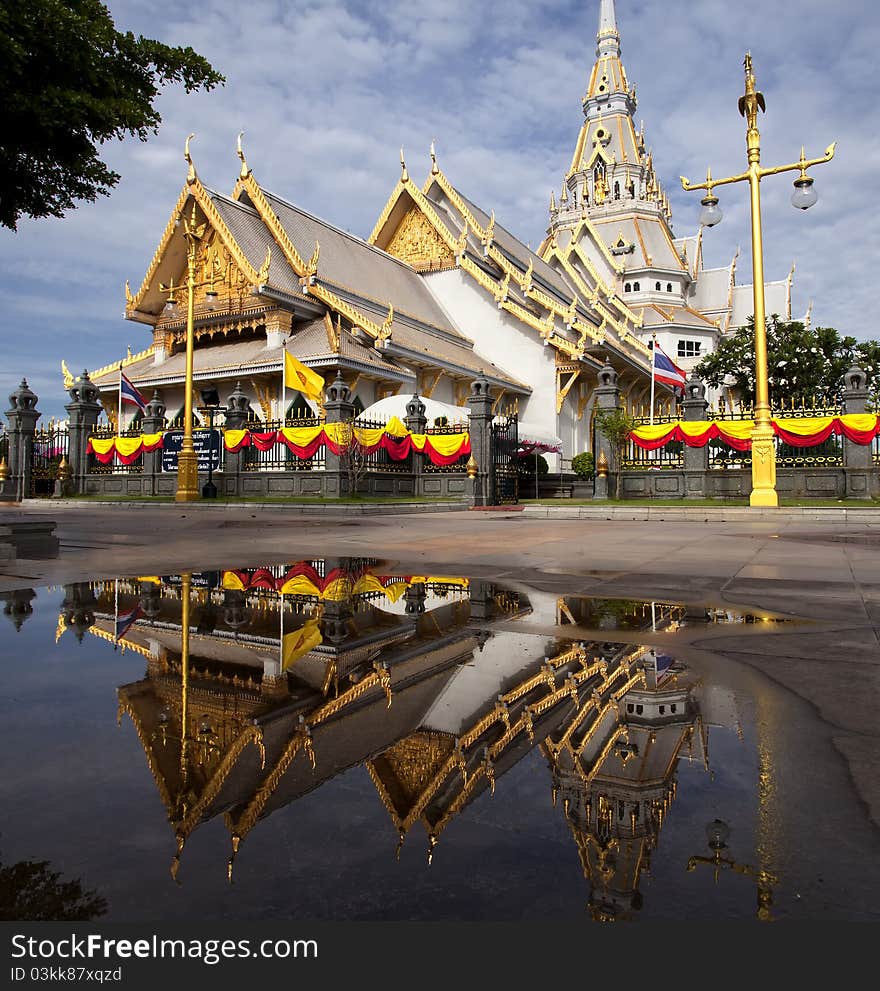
9, 378, 38, 411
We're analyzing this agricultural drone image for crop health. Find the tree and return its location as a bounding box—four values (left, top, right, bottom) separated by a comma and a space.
694, 316, 880, 409
594, 407, 637, 499
0, 0, 224, 230
0, 856, 107, 920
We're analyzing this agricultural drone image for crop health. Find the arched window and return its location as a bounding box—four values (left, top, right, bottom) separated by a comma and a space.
633, 281, 640, 291
667, 283, 673, 292
624, 282, 631, 292
655, 281, 661, 291
614, 182, 620, 199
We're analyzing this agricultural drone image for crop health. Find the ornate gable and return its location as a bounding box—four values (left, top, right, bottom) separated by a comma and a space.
384, 205, 454, 271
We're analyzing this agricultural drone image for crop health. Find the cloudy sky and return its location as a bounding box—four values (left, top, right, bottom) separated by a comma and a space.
2, 0, 876, 419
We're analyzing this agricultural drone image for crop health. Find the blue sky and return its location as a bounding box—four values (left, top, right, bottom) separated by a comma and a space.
1, 0, 876, 420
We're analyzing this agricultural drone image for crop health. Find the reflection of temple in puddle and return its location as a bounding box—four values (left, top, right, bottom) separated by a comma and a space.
65, 567, 742, 915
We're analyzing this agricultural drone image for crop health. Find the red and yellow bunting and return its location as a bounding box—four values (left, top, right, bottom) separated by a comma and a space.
224, 421, 471, 467
629, 414, 880, 451
86, 433, 163, 464
87, 419, 470, 467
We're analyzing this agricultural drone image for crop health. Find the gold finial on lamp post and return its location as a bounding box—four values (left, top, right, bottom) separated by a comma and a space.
680, 54, 835, 507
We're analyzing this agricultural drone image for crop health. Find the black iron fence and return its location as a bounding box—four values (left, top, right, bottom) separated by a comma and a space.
31, 422, 70, 495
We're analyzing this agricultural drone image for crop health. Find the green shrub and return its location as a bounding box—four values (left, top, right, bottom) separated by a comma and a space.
571, 452, 594, 478
518, 453, 549, 477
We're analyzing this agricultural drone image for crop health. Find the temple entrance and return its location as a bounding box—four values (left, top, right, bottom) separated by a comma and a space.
491, 413, 519, 504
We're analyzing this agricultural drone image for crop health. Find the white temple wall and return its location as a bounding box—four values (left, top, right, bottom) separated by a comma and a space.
422, 268, 561, 452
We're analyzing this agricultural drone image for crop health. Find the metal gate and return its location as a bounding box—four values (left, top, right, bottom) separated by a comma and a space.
31, 422, 69, 496
491, 413, 518, 504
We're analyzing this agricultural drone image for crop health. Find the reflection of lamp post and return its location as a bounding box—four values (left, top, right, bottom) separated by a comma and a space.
687, 818, 776, 920
199, 386, 223, 499
159, 136, 220, 503
680, 54, 835, 507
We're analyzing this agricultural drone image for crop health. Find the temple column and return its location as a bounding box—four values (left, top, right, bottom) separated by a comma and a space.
592, 361, 620, 500
140, 390, 167, 496
222, 382, 250, 497
323, 371, 354, 497
404, 393, 428, 495
5, 379, 41, 501
841, 365, 876, 498
467, 374, 493, 506
681, 373, 709, 498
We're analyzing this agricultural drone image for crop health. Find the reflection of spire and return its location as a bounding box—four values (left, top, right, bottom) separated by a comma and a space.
1, 589, 36, 631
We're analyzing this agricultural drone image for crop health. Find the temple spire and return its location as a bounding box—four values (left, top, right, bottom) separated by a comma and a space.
597, 0, 620, 58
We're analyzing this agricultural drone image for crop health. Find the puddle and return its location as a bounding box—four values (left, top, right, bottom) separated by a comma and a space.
0, 558, 877, 922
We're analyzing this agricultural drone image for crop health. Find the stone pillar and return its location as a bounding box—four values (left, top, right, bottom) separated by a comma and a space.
592, 361, 619, 501
222, 382, 250, 496
140, 390, 166, 496
61, 582, 98, 642
405, 393, 428, 495
467, 374, 493, 506
5, 379, 41, 501
681, 373, 709, 498
841, 364, 876, 497
63, 371, 103, 496
323, 371, 355, 497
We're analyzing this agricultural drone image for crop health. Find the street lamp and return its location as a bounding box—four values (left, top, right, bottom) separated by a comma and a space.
159, 134, 219, 503
687, 818, 777, 921
680, 54, 835, 507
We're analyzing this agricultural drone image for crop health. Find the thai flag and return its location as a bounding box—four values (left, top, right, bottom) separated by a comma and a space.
115, 603, 143, 643
120, 372, 147, 411
652, 343, 687, 392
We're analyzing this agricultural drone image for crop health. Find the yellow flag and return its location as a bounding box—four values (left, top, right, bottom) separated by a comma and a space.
284, 350, 325, 406
282, 615, 323, 670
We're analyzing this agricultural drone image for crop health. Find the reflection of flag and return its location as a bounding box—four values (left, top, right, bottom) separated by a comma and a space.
281, 615, 323, 670
120, 371, 147, 411
651, 343, 687, 391
115, 603, 143, 642
284, 350, 324, 406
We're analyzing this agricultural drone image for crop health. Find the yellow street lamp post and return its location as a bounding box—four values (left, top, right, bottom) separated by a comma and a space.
160, 136, 218, 502
680, 54, 835, 507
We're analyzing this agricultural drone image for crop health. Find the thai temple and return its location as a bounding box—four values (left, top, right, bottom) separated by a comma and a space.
80, 0, 797, 463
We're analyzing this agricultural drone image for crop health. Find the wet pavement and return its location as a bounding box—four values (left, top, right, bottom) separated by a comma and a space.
1, 510, 879, 922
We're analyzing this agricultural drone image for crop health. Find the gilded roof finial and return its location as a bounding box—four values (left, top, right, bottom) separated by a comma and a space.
61, 359, 74, 390
184, 133, 196, 184
560, 181, 569, 204
430, 139, 439, 176
550, 189, 557, 212
236, 131, 250, 180
485, 210, 495, 243
258, 243, 271, 284
124, 279, 133, 307
400, 146, 408, 183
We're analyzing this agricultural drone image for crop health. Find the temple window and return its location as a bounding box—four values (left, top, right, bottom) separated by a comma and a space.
624, 282, 631, 292
633, 281, 640, 291
614, 182, 620, 199
667, 283, 673, 292
627, 703, 634, 713
671, 703, 677, 713
655, 281, 661, 291
678, 340, 702, 358
636, 704, 643, 715
659, 705, 666, 715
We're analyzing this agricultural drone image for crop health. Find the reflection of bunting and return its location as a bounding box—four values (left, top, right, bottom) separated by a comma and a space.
629, 414, 880, 451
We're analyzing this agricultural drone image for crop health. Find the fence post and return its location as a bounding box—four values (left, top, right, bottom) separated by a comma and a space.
222, 382, 250, 496
841, 364, 875, 498
140, 390, 166, 496
323, 372, 354, 497
64, 371, 103, 496
592, 361, 619, 500
681, 373, 709, 498
5, 379, 41, 501
467, 374, 493, 506
405, 393, 428, 495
